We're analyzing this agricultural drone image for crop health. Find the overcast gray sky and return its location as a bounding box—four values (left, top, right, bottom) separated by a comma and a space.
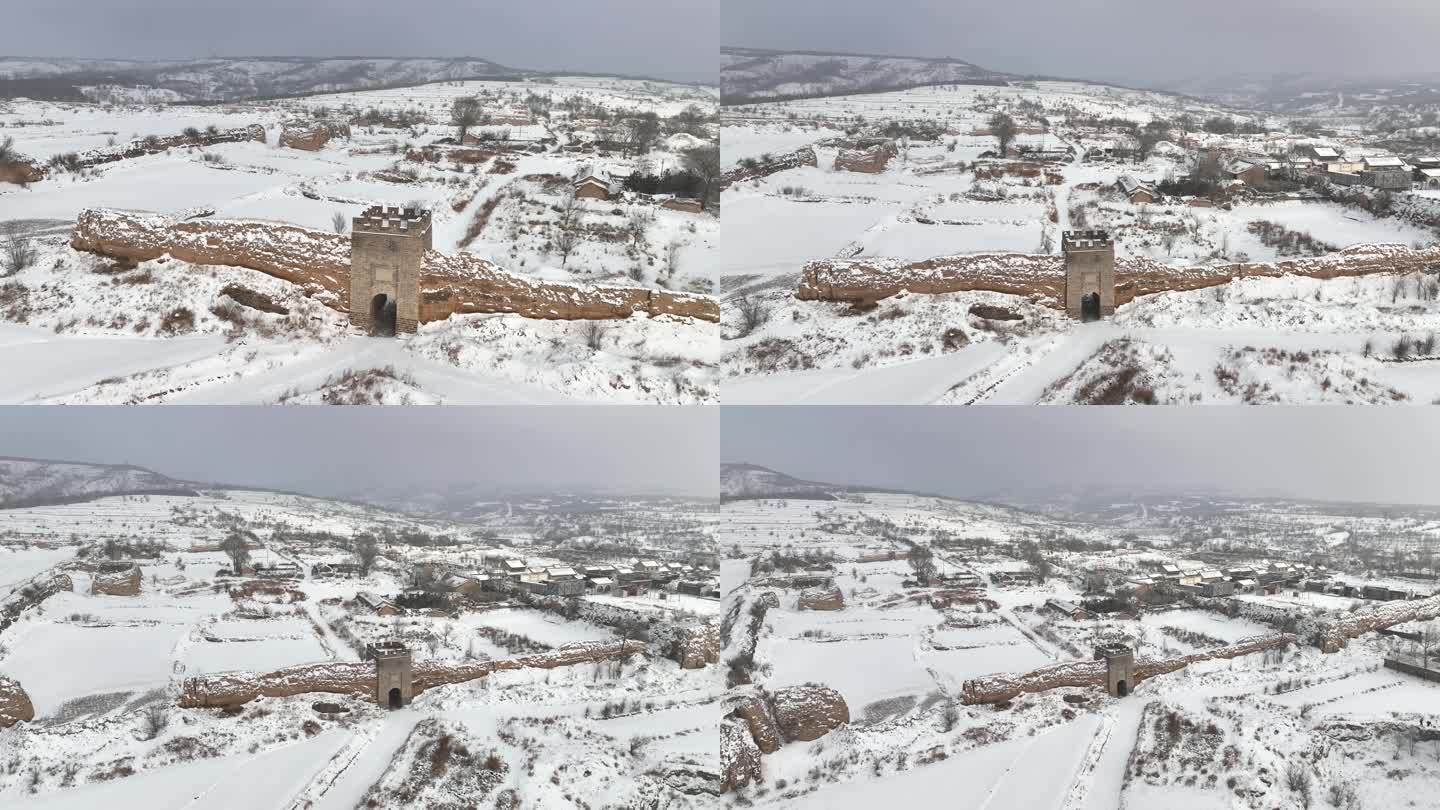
723, 407, 1440, 506
724, 0, 1440, 86
0, 407, 717, 498
2, 0, 717, 84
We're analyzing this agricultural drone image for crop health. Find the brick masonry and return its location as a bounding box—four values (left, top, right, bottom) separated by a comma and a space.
1063, 230, 1116, 319
350, 206, 431, 335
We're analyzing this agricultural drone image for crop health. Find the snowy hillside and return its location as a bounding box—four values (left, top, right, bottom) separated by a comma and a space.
719, 461, 958, 502
719, 462, 842, 500
0, 56, 525, 102
721, 47, 1010, 103
0, 456, 197, 507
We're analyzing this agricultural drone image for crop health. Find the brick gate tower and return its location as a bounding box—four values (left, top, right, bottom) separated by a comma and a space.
1062, 230, 1115, 321
369, 641, 413, 708
350, 206, 432, 336
1099, 642, 1135, 697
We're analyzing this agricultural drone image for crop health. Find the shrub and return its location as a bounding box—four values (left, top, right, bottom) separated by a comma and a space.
158, 308, 196, 335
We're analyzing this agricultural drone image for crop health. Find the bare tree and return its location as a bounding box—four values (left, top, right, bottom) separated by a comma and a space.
682, 144, 721, 208
0, 136, 15, 164
1, 222, 38, 276
331, 211, 348, 234
988, 112, 1018, 157
220, 530, 252, 575
1285, 762, 1313, 808
625, 208, 650, 245
907, 545, 938, 585
554, 194, 582, 268
450, 97, 483, 144
663, 240, 682, 280
734, 294, 768, 337
353, 533, 380, 576
581, 321, 605, 350
138, 703, 169, 740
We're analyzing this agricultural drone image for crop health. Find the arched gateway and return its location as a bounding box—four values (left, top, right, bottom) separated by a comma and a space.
350, 206, 432, 336
1063, 230, 1116, 320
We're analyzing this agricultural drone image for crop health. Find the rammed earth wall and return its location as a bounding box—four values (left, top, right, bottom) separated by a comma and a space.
959, 634, 1296, 704
71, 208, 719, 323
179, 639, 646, 708
798, 243, 1440, 310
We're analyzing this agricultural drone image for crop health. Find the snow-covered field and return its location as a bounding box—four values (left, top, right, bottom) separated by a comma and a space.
721, 81, 1440, 404
721, 483, 1440, 808
0, 485, 720, 807
0, 75, 719, 403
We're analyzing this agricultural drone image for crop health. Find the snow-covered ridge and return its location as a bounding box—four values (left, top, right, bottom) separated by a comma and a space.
0, 57, 524, 102
719, 461, 964, 502
0, 456, 198, 508
720, 462, 840, 500
721, 47, 1010, 103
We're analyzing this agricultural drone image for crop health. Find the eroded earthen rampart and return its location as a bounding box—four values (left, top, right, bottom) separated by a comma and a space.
959, 633, 1295, 705
798, 244, 1440, 310
179, 639, 646, 708
71, 208, 719, 323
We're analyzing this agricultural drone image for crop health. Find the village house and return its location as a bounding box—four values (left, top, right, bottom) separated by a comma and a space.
573, 170, 615, 201
311, 562, 361, 578
1360, 156, 1412, 189
992, 570, 1043, 587
1045, 599, 1092, 620
1300, 145, 1341, 162
1223, 158, 1267, 186
1016, 144, 1074, 162
441, 572, 489, 597
1196, 578, 1235, 598
588, 576, 617, 594
945, 572, 984, 589
1115, 174, 1156, 204
543, 566, 586, 597
254, 561, 303, 580
355, 591, 398, 616
1126, 577, 1155, 599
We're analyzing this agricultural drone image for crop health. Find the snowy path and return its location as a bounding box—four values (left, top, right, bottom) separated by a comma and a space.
303, 712, 419, 810
9, 730, 349, 810
769, 715, 1102, 809
722, 341, 1007, 403
999, 610, 1062, 661
981, 325, 1370, 403
154, 335, 576, 404
976, 715, 1103, 810
269, 545, 358, 664
725, 321, 1381, 404
0, 325, 577, 404
0, 324, 228, 402
1075, 699, 1148, 810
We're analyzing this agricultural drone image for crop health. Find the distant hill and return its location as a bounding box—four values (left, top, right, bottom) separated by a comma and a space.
720, 461, 960, 502
1162, 71, 1440, 112
0, 456, 200, 508
721, 46, 1013, 104
0, 56, 528, 102
720, 462, 843, 501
